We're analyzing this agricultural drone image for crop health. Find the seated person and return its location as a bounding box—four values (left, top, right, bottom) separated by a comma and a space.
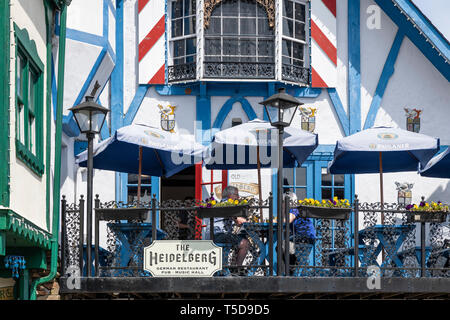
281, 191, 316, 272
213, 186, 250, 273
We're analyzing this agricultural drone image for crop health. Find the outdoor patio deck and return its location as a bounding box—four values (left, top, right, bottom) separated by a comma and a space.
59, 196, 450, 299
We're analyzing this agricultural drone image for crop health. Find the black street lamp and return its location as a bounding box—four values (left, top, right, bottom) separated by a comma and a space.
260, 88, 303, 276
69, 95, 108, 277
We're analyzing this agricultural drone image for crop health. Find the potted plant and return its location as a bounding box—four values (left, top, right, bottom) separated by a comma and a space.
405, 201, 449, 223
295, 197, 352, 220
196, 196, 250, 218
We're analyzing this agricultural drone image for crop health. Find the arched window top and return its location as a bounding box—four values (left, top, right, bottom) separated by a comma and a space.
204, 0, 275, 29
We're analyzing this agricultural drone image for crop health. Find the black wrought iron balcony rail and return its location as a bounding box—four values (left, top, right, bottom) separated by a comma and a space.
168, 62, 197, 82
281, 63, 310, 84
204, 61, 276, 79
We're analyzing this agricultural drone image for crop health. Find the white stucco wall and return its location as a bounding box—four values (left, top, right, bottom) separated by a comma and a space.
9, 0, 49, 231
355, 3, 450, 206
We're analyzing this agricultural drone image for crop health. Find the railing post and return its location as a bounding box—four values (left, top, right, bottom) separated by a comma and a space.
268, 193, 274, 276
354, 195, 359, 278
152, 194, 157, 242
284, 195, 290, 276
420, 196, 426, 277
94, 194, 100, 277
61, 195, 67, 276
79, 195, 85, 276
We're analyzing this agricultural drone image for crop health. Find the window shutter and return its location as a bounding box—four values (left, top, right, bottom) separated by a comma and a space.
138, 0, 166, 84
310, 0, 337, 88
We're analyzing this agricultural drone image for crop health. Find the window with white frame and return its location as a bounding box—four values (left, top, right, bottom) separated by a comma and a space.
281, 0, 309, 84
169, 0, 197, 81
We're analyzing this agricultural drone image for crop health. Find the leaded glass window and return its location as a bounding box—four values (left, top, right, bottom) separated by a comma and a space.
204, 0, 275, 79
281, 0, 309, 84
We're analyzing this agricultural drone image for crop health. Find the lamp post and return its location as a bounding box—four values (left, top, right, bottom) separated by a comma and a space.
260, 88, 302, 276
69, 96, 108, 277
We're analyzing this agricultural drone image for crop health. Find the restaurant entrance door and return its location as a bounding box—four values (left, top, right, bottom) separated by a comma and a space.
160, 166, 196, 202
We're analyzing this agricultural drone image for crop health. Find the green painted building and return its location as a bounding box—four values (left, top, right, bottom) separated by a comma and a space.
0, 0, 69, 300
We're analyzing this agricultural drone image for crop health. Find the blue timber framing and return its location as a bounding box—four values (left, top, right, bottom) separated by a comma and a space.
53, 0, 117, 137
364, 30, 405, 130
348, 0, 361, 135
374, 0, 449, 82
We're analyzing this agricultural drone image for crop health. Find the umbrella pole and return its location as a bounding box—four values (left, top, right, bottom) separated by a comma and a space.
257, 144, 263, 222
138, 146, 142, 204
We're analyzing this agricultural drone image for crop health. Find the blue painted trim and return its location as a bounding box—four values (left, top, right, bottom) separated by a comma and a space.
112, 0, 124, 202
348, 0, 361, 135
151, 176, 160, 227
63, 28, 106, 47
211, 96, 258, 136
155, 82, 322, 98
107, 0, 116, 16
196, 84, 211, 146
62, 48, 108, 137
103, 0, 109, 40
374, 0, 449, 81
363, 30, 404, 130
74, 48, 108, 108
327, 88, 350, 136
123, 85, 149, 125
73, 140, 88, 157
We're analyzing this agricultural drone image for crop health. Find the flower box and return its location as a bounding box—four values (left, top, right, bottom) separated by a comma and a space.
296, 205, 352, 220
95, 207, 149, 221
406, 212, 447, 223
196, 205, 249, 218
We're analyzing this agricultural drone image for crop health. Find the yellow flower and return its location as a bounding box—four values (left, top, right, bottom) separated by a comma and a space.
228, 198, 233, 203
234, 200, 239, 205
211, 200, 216, 205
414, 204, 418, 209
243, 199, 248, 203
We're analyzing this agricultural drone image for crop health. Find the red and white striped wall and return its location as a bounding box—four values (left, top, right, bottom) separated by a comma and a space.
310, 0, 337, 88
138, 0, 166, 84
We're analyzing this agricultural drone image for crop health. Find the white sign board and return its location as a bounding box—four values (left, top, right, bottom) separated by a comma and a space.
143, 240, 222, 277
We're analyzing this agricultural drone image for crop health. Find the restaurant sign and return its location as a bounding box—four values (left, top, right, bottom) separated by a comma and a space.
143, 240, 222, 277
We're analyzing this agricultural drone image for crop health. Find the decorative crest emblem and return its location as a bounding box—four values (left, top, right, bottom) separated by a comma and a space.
158, 104, 176, 133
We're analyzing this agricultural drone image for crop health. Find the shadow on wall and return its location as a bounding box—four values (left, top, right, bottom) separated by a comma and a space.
425, 181, 450, 204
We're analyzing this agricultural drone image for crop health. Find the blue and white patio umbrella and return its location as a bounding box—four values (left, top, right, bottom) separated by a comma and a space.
204, 119, 319, 170
77, 123, 206, 178
419, 147, 450, 178
328, 126, 440, 204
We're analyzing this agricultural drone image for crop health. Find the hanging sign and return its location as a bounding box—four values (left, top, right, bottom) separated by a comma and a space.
143, 240, 222, 277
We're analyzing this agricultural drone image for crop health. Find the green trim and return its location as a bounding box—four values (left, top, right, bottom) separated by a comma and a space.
0, 0, 10, 206
14, 23, 45, 177
44, 1, 53, 230
0, 209, 52, 250
13, 24, 44, 71
15, 140, 45, 176
30, 2, 69, 300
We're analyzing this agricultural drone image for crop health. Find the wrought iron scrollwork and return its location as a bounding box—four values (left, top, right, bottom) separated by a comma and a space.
204, 61, 275, 79
168, 62, 197, 82
281, 64, 310, 84
204, 0, 275, 29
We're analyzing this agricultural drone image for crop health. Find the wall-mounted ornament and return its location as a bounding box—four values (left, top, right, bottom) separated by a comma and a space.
158, 104, 177, 133
404, 108, 422, 133
299, 107, 317, 132
395, 181, 414, 205
204, 0, 275, 29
